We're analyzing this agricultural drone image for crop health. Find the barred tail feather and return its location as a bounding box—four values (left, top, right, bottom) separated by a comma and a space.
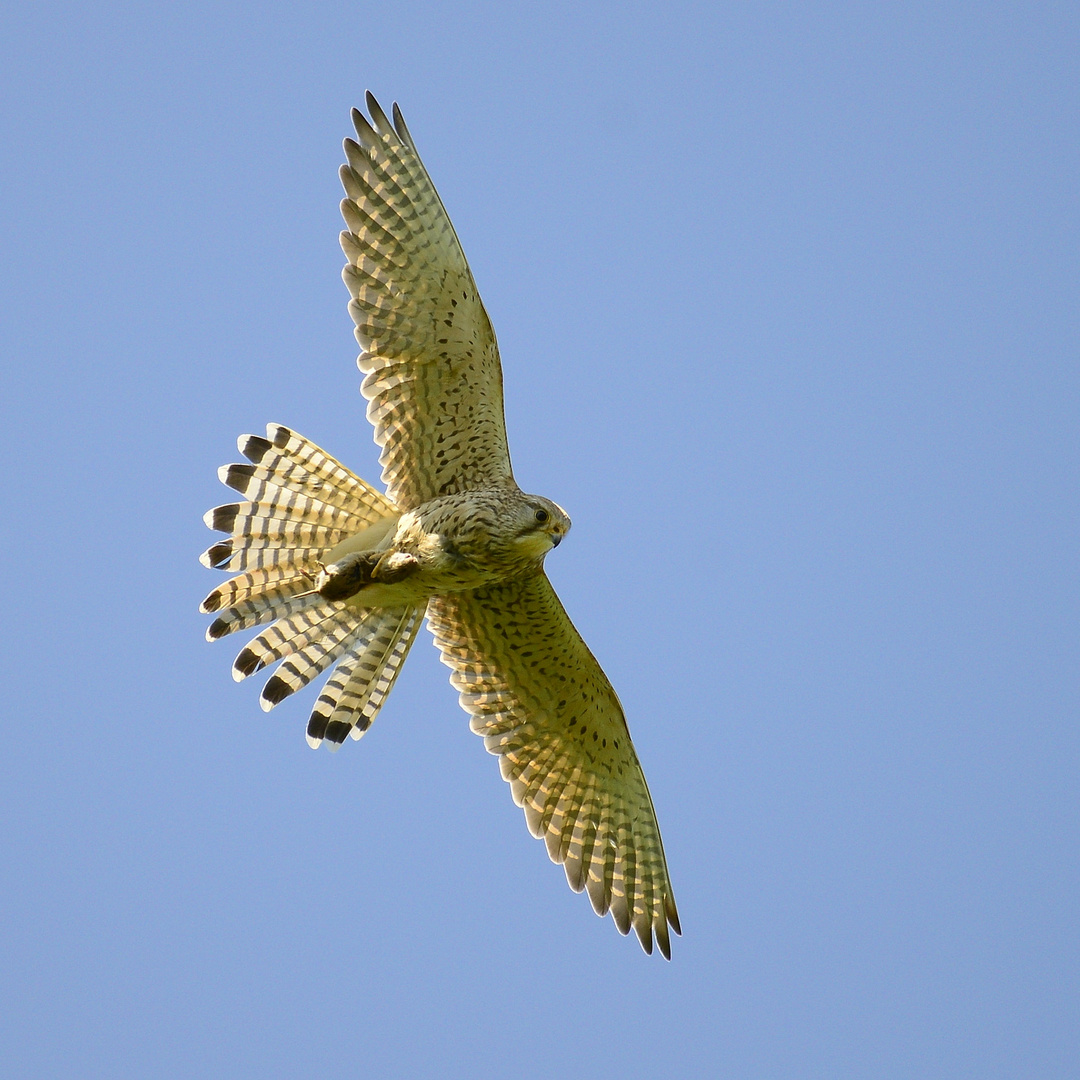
201, 565, 311, 615
232, 604, 353, 685
239, 424, 395, 522
205, 491, 367, 532
206, 584, 319, 642
217, 468, 376, 531
258, 618, 366, 711
203, 501, 360, 548
306, 605, 422, 748
200, 540, 325, 574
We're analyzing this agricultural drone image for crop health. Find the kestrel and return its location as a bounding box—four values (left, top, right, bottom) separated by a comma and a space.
201, 94, 680, 956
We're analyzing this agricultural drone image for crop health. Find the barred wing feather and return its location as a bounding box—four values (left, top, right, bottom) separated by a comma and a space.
427, 574, 680, 957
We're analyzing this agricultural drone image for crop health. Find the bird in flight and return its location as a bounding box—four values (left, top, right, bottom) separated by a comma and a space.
201, 93, 680, 957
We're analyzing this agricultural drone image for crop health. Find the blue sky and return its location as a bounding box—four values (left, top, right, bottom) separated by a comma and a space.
2, 2, 1077, 1077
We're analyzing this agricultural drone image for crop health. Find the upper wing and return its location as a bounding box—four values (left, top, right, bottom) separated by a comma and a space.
340, 93, 513, 509
427, 574, 681, 957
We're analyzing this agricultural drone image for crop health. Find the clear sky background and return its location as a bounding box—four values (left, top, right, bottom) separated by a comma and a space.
2, 3, 1077, 1077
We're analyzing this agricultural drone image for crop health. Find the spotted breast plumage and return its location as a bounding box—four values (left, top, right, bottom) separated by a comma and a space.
201, 93, 680, 957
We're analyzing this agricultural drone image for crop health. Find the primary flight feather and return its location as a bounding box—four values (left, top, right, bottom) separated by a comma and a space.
201, 93, 680, 957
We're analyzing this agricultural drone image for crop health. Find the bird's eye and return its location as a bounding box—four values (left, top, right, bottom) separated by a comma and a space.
534, 508, 549, 523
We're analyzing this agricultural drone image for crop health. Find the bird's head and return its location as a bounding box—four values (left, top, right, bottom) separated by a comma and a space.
509, 494, 572, 560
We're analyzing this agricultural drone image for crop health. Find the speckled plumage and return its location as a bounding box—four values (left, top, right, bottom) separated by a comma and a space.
202, 94, 679, 956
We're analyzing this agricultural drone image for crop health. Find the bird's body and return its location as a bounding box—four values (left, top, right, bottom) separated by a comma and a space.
202, 95, 680, 957
314, 487, 569, 607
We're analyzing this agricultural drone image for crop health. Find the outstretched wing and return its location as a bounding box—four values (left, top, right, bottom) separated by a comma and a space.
427, 574, 681, 957
340, 93, 513, 510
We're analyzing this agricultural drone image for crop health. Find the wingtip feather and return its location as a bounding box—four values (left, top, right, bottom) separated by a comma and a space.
635, 920, 654, 955
666, 894, 682, 936
351, 107, 379, 149
365, 93, 395, 140
391, 102, 414, 149
655, 917, 672, 961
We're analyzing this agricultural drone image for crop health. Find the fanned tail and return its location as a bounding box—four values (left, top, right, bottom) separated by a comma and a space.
201, 424, 414, 741
201, 423, 394, 637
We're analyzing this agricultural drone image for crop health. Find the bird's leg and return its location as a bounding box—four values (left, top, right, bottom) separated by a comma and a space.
370, 550, 422, 584
314, 550, 380, 601
314, 548, 420, 601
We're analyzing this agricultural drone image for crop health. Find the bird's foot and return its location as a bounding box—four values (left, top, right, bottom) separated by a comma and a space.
313, 549, 420, 601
